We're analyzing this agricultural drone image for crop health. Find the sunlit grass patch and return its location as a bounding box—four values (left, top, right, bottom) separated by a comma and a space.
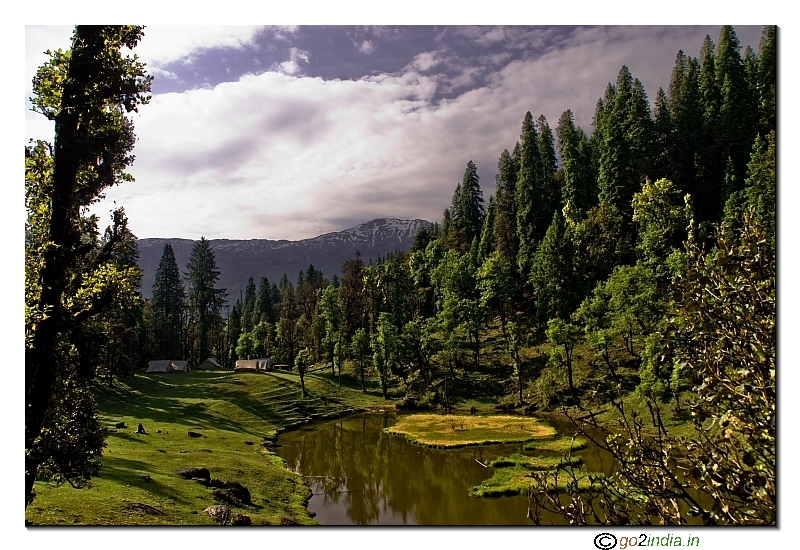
487, 453, 582, 470
385, 414, 555, 448
523, 436, 588, 453
469, 464, 601, 498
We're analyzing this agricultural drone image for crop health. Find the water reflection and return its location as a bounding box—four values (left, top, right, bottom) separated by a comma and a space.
277, 412, 611, 525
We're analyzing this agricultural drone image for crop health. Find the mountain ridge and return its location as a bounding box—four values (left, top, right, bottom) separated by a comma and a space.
137, 218, 432, 301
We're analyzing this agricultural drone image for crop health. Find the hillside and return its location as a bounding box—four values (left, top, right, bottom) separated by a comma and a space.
137, 218, 431, 299
25, 369, 392, 525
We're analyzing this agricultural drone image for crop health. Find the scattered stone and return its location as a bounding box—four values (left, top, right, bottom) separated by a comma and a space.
188, 431, 203, 438
129, 503, 163, 515
280, 517, 300, 525
137, 423, 147, 434
244, 441, 253, 445
396, 395, 420, 410
175, 467, 211, 480
204, 504, 232, 523
212, 488, 246, 508
115, 421, 126, 429
140, 474, 151, 482
198, 449, 213, 453
230, 513, 252, 526
208, 480, 251, 505
180, 450, 188, 453
157, 449, 167, 453
157, 429, 162, 434
192, 477, 211, 486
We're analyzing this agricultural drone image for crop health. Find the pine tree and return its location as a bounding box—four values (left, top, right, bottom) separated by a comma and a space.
516, 111, 543, 276
556, 109, 595, 225
151, 243, 185, 359
185, 237, 227, 364
477, 195, 496, 264
493, 147, 519, 266
757, 26, 776, 136
451, 160, 485, 250
254, 276, 274, 324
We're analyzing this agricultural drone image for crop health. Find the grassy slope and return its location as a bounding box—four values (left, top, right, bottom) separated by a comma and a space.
26, 369, 390, 525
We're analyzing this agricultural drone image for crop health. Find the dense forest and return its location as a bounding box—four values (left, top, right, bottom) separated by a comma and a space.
25, 25, 775, 525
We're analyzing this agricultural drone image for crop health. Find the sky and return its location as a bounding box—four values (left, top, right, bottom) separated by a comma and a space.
24, 24, 768, 241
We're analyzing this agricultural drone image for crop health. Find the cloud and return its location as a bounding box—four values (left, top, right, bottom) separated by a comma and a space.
359, 40, 376, 54
133, 26, 265, 66
272, 47, 311, 76
26, 25, 767, 242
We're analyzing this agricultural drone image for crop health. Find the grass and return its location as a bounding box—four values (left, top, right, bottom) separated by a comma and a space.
469, 465, 602, 498
26, 369, 390, 525
384, 414, 555, 448
523, 436, 588, 453
487, 453, 583, 470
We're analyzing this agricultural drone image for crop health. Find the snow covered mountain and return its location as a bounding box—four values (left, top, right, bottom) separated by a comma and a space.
137, 218, 432, 300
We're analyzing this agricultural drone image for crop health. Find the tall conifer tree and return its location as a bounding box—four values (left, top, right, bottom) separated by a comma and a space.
151, 243, 185, 359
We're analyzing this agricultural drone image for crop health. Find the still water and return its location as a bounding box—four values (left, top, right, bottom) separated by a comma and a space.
276, 412, 613, 526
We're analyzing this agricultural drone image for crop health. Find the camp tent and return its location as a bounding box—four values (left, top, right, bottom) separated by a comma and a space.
171, 360, 190, 373
146, 360, 190, 373
234, 359, 261, 373
255, 358, 272, 371
198, 358, 223, 370
146, 360, 172, 373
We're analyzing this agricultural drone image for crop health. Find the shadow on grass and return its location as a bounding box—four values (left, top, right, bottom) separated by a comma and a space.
99, 456, 197, 507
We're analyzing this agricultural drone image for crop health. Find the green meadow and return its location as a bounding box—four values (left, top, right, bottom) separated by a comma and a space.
25, 370, 390, 525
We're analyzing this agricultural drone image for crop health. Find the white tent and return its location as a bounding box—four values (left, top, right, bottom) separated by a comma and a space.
234, 359, 261, 373
198, 358, 223, 370
146, 360, 172, 373
255, 358, 272, 371
171, 360, 190, 373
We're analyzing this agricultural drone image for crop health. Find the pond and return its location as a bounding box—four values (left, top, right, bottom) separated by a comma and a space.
276, 411, 615, 525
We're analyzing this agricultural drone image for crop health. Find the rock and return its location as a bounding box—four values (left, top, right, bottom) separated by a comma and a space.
192, 477, 211, 486
244, 441, 253, 445
204, 505, 232, 523
396, 395, 420, 410
140, 474, 151, 482
212, 488, 245, 508
279, 517, 299, 525
129, 503, 163, 515
208, 480, 251, 505
188, 431, 203, 438
115, 421, 125, 429
157, 430, 162, 434
175, 467, 211, 480
230, 513, 252, 526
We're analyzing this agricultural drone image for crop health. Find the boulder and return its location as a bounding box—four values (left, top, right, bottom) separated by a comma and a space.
204, 505, 231, 523
230, 513, 252, 526
115, 421, 125, 429
209, 480, 251, 505
188, 431, 203, 438
175, 467, 211, 480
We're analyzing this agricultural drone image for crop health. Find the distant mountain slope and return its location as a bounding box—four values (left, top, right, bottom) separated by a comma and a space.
137, 218, 432, 301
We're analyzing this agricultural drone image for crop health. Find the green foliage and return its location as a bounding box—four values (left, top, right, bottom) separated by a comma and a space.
26, 25, 152, 506
632, 178, 693, 284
